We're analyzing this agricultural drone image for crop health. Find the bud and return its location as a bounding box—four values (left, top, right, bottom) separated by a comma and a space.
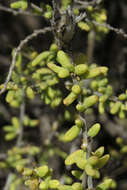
97, 179, 114, 190
47, 62, 62, 73
71, 170, 83, 180
74, 64, 88, 75
0, 162, 7, 168
34, 165, 48, 178
57, 51, 74, 72
84, 164, 95, 177
16, 53, 22, 72
5, 133, 16, 141
96, 154, 110, 169
58, 68, 70, 78
76, 158, 87, 170
6, 90, 15, 103
26, 87, 35, 100
50, 43, 58, 52
75, 118, 84, 128
63, 125, 81, 142
63, 92, 77, 106
116, 137, 123, 146
93, 146, 104, 157
85, 67, 108, 78
76, 103, 85, 112
121, 145, 127, 153
47, 77, 59, 86
72, 84, 81, 94
106, 85, 113, 96
51, 97, 62, 108
47, 87, 55, 99
59, 185, 73, 190
98, 102, 105, 114
72, 182, 83, 190
10, 1, 28, 10
99, 95, 108, 103
118, 106, 126, 119
31, 51, 51, 67
110, 101, 121, 114
44, 11, 52, 19
10, 100, 20, 108
36, 68, 52, 75
23, 168, 33, 176
98, 78, 108, 87
78, 21, 91, 31
88, 156, 99, 166
49, 180, 60, 189
65, 150, 84, 166
78, 95, 98, 112
88, 123, 101, 138
12, 117, 20, 129
90, 80, 98, 90
39, 181, 48, 190
3, 126, 15, 132
84, 95, 98, 108
16, 165, 24, 173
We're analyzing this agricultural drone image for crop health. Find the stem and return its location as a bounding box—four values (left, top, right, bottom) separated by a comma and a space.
16, 94, 25, 147
69, 54, 94, 189
3, 173, 13, 190
80, 113, 93, 189
3, 90, 25, 190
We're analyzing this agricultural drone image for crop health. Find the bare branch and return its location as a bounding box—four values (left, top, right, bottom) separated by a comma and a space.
0, 27, 52, 95
75, 0, 102, 7
85, 18, 127, 39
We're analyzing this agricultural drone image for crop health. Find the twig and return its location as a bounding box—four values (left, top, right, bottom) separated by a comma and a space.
80, 113, 93, 189
85, 18, 127, 39
69, 56, 93, 189
3, 173, 13, 190
0, 4, 42, 17
75, 0, 102, 7
31, 3, 43, 13
16, 92, 25, 147
0, 27, 51, 95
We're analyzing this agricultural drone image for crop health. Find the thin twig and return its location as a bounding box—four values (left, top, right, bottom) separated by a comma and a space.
70, 56, 93, 189
16, 92, 25, 147
3, 173, 13, 190
75, 0, 102, 7
86, 18, 127, 39
0, 27, 51, 95
80, 113, 93, 189
3, 91, 25, 190
0, 4, 38, 17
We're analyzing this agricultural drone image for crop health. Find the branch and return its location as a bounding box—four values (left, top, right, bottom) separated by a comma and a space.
0, 27, 52, 95
3, 173, 13, 190
86, 18, 127, 39
80, 113, 93, 189
75, 0, 102, 6
16, 92, 25, 147
0, 4, 40, 17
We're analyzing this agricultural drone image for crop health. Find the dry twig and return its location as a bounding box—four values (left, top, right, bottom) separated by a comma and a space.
0, 27, 51, 95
